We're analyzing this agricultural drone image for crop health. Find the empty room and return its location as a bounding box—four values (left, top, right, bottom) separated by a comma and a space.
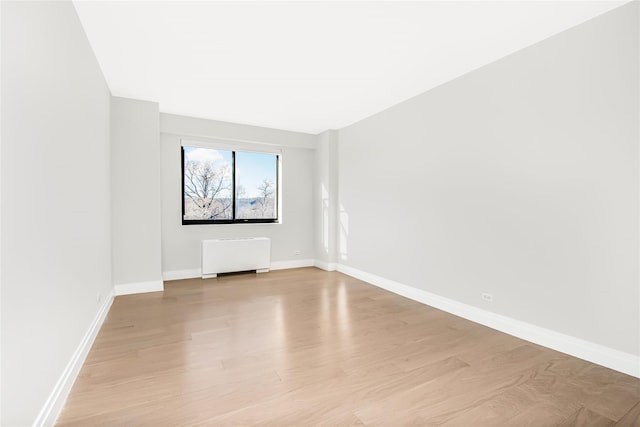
2, 0, 640, 425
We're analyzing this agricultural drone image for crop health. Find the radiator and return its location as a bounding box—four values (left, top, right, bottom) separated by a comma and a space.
201, 237, 271, 278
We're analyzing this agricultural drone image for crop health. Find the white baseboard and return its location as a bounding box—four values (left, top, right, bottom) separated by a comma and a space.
336, 263, 640, 378
314, 260, 337, 271
270, 259, 315, 270
163, 268, 201, 281
114, 280, 164, 296
34, 289, 115, 426
162, 260, 314, 282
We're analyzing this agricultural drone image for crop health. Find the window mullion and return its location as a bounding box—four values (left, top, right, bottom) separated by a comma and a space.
232, 151, 236, 221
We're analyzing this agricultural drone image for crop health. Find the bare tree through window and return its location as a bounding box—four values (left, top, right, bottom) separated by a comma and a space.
253, 178, 274, 217
235, 151, 277, 220
182, 146, 278, 224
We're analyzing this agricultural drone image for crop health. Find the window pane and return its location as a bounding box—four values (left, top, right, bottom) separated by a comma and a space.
235, 152, 278, 219
183, 147, 233, 220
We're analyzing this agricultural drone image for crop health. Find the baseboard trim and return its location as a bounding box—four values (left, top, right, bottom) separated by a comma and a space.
270, 259, 315, 270
162, 260, 315, 282
336, 263, 640, 378
314, 260, 337, 271
114, 280, 164, 296
34, 289, 115, 426
163, 268, 201, 281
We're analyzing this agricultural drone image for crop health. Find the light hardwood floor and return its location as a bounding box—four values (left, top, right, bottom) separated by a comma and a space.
57, 268, 640, 426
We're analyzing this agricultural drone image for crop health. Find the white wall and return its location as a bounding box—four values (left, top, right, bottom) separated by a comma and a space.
337, 3, 639, 356
1, 2, 112, 424
111, 97, 162, 291
314, 130, 339, 268
160, 113, 316, 277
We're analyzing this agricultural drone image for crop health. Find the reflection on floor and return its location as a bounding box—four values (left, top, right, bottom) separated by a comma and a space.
57, 268, 640, 426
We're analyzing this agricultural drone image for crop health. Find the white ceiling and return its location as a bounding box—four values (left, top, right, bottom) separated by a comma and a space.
73, 1, 625, 134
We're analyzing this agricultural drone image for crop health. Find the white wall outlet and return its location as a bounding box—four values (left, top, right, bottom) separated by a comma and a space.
293, 250, 301, 256
96, 293, 102, 303
481, 293, 493, 302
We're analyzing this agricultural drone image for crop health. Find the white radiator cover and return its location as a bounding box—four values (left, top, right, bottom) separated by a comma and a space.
201, 237, 271, 278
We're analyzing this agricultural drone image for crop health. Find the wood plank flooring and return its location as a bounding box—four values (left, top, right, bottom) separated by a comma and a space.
57, 268, 640, 426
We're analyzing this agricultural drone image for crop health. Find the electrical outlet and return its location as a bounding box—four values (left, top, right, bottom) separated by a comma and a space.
96, 293, 102, 303
481, 293, 493, 302
293, 250, 301, 256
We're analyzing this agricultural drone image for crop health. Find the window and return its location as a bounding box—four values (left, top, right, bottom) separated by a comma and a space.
182, 145, 279, 224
